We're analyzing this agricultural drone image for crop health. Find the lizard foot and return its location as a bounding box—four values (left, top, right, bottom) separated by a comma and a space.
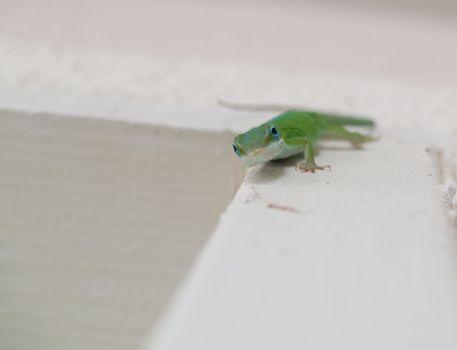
295, 161, 331, 173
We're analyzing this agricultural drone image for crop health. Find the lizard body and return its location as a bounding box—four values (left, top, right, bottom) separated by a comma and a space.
232, 110, 375, 172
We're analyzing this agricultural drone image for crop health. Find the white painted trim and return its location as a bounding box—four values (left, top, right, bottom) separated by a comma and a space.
146, 131, 457, 350
0, 87, 266, 133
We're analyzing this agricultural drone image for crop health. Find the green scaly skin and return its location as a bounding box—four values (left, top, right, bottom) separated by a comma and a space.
232, 110, 375, 173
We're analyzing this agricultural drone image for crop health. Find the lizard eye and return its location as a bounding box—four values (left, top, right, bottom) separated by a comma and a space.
270, 126, 280, 140
232, 144, 240, 157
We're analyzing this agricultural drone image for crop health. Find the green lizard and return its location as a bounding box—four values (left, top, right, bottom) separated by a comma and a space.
232, 109, 375, 172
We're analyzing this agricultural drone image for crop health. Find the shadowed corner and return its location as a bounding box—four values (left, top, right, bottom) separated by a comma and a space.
246, 154, 303, 184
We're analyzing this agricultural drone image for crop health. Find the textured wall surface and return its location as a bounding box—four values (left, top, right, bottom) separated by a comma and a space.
0, 110, 241, 350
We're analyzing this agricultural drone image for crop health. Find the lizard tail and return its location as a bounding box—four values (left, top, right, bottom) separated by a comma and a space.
217, 101, 375, 127
311, 113, 375, 127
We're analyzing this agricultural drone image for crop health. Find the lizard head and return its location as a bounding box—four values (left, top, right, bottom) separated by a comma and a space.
232, 122, 284, 167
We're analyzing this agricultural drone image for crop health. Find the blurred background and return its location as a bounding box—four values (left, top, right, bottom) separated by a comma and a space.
0, 0, 457, 130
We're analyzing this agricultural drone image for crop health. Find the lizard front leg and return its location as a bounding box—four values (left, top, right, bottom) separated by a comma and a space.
295, 141, 331, 173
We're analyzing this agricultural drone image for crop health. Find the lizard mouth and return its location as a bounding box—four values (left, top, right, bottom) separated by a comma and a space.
243, 140, 285, 167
